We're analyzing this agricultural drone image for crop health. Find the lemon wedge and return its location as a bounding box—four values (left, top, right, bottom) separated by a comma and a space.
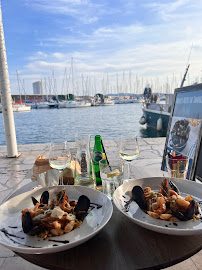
107, 169, 120, 178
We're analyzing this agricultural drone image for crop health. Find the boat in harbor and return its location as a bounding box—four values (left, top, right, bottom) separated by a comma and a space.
94, 95, 114, 106
65, 100, 91, 108
114, 97, 142, 104
101, 97, 115, 106
12, 103, 31, 112
140, 92, 174, 131
12, 100, 31, 112
48, 102, 59, 109
139, 64, 190, 131
0, 101, 31, 113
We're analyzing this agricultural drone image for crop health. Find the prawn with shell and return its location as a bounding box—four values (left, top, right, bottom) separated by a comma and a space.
129, 178, 200, 222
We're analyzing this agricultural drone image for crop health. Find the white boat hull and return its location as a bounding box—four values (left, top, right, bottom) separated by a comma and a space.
12, 104, 31, 112
66, 101, 91, 108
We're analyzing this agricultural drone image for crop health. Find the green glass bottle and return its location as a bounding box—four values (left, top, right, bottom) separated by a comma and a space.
93, 135, 103, 189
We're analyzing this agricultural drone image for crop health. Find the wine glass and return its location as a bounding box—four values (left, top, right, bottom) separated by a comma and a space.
49, 140, 71, 185
119, 135, 139, 179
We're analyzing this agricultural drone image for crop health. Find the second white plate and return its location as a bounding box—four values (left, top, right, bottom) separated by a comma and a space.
113, 177, 202, 235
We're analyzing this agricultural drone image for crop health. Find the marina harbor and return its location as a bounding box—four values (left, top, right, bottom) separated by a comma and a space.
0, 1, 202, 270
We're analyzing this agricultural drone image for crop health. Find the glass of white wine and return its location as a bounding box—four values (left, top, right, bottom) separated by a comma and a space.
49, 139, 71, 185
119, 135, 139, 179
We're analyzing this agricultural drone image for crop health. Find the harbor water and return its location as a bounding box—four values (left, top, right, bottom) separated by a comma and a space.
0, 103, 166, 145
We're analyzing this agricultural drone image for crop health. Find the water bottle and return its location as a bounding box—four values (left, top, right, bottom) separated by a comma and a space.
92, 135, 104, 190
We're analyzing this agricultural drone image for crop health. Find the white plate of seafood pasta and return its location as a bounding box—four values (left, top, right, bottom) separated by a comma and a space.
113, 177, 202, 235
0, 185, 113, 254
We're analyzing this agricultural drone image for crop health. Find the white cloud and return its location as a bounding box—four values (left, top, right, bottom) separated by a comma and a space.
24, 0, 105, 24
9, 0, 202, 94
145, 0, 202, 21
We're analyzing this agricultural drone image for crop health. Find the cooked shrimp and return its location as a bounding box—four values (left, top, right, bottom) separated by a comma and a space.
143, 187, 151, 194
147, 211, 159, 219
152, 202, 159, 211
185, 195, 193, 202
60, 200, 72, 213
143, 187, 156, 199
153, 196, 166, 215
34, 203, 40, 212
169, 190, 178, 197
167, 195, 177, 201
50, 229, 64, 236
52, 221, 61, 230
160, 214, 172, 220
176, 197, 190, 210
64, 220, 75, 233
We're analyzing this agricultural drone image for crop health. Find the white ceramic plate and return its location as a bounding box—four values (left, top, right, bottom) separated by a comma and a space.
113, 177, 202, 235
0, 185, 113, 254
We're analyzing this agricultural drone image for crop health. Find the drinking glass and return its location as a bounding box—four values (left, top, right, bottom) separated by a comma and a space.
166, 155, 189, 179
99, 158, 123, 200
49, 140, 71, 185
119, 135, 139, 179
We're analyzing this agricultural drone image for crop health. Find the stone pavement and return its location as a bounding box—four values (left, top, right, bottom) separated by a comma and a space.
0, 138, 201, 270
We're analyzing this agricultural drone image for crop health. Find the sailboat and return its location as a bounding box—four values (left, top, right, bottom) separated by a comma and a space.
65, 58, 91, 108
12, 99, 31, 112
13, 71, 31, 112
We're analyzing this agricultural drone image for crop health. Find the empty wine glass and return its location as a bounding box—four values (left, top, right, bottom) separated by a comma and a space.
49, 140, 71, 185
119, 135, 139, 179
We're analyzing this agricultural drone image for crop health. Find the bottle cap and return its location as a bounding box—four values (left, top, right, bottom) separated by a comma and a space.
95, 135, 101, 140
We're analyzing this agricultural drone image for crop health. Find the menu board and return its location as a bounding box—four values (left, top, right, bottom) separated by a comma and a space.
161, 83, 202, 180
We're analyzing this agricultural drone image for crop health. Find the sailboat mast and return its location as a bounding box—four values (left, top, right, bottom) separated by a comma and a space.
116, 74, 119, 96
71, 57, 75, 98
61, 68, 66, 97
16, 70, 21, 101
180, 64, 190, 88
23, 79, 26, 102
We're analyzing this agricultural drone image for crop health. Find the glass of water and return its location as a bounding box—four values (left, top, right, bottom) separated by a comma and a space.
99, 158, 123, 200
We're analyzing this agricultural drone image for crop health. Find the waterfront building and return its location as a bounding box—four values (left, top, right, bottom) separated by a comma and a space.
33, 81, 42, 95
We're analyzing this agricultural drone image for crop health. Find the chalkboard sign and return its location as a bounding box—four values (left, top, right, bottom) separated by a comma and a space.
161, 83, 202, 180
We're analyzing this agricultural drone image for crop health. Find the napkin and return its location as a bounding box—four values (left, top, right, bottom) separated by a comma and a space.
31, 155, 80, 186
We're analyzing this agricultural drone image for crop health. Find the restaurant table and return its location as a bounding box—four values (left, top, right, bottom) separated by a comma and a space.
8, 181, 202, 270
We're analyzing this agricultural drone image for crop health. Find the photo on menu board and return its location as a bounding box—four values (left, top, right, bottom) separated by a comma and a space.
161, 84, 202, 180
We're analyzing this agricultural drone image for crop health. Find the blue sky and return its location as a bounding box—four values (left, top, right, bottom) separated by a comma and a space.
1, 0, 202, 95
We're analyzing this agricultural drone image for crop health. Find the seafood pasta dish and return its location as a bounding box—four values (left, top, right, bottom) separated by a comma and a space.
131, 178, 200, 222
21, 189, 90, 239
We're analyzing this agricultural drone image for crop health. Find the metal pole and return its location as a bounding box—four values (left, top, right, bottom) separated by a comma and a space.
0, 3, 18, 157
